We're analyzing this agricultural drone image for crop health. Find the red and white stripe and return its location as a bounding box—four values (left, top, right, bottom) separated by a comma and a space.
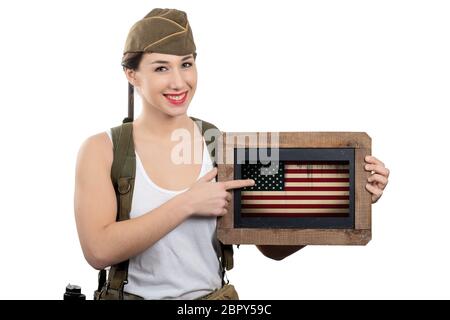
241, 162, 350, 217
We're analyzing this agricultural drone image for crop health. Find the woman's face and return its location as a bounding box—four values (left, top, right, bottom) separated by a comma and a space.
126, 52, 197, 117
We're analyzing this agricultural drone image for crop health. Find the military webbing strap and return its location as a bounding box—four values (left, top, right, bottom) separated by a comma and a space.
103, 122, 135, 296
102, 117, 234, 296
189, 116, 234, 275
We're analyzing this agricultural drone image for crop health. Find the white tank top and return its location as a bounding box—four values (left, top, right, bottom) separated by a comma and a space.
106, 129, 222, 300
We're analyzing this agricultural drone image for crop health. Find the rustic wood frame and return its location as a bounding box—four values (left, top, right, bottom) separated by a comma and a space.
216, 132, 372, 245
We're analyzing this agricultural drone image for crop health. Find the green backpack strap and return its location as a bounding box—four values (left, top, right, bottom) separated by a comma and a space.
189, 116, 235, 279
99, 122, 136, 299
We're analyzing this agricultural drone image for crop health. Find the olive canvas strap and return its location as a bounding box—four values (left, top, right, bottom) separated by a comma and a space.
189, 116, 235, 284
101, 121, 136, 297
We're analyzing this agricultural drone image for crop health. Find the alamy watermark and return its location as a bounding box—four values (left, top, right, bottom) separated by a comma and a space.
170, 120, 280, 174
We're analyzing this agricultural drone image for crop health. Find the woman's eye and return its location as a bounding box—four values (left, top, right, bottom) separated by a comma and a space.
182, 62, 193, 68
155, 66, 168, 72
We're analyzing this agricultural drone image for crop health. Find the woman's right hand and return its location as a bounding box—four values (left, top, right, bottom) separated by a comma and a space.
182, 167, 255, 217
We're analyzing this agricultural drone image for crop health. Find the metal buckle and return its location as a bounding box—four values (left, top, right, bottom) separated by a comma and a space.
118, 179, 131, 194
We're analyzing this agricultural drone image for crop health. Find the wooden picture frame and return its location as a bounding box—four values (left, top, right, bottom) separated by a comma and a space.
216, 132, 372, 245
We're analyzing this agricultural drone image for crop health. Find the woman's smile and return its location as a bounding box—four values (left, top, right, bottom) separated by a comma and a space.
163, 91, 188, 106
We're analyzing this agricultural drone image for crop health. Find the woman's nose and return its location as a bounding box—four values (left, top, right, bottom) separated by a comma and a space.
168, 68, 186, 90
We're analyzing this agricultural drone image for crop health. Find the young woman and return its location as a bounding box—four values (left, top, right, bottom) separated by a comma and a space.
74, 8, 390, 300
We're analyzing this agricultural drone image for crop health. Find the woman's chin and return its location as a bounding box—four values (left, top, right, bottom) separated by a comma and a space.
164, 98, 191, 111
162, 104, 189, 117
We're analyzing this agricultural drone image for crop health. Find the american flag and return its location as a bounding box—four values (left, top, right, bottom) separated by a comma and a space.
241, 161, 350, 218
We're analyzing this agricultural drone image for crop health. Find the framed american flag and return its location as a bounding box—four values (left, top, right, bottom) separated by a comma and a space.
216, 132, 372, 245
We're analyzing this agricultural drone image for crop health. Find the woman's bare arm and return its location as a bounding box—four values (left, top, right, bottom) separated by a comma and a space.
256, 245, 306, 261
74, 133, 192, 270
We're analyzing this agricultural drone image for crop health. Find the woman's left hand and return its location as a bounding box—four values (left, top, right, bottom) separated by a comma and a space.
365, 155, 389, 203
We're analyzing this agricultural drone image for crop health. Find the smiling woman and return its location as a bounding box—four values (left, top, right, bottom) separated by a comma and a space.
121, 52, 196, 120
74, 7, 390, 302
124, 52, 197, 115
74, 8, 253, 301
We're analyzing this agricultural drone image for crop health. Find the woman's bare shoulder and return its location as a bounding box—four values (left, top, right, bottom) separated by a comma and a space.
76, 132, 113, 173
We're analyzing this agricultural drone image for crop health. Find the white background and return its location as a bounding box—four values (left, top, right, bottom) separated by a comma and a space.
0, 0, 449, 300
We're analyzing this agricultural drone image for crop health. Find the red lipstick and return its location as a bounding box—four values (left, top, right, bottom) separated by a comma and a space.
163, 91, 188, 106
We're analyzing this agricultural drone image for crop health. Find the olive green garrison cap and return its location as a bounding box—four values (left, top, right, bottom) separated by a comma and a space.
123, 8, 196, 56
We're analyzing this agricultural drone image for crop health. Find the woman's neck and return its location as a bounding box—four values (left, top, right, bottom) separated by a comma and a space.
133, 105, 192, 142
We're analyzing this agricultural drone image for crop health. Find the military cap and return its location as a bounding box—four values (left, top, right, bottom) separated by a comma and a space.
123, 8, 196, 56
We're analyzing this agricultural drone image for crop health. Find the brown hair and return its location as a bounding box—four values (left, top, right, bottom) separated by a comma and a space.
121, 52, 144, 71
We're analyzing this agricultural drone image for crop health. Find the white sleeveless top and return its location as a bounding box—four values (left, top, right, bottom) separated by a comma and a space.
106, 129, 222, 300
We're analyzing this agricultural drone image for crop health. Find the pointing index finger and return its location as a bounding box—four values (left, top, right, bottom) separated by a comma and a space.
223, 179, 255, 190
